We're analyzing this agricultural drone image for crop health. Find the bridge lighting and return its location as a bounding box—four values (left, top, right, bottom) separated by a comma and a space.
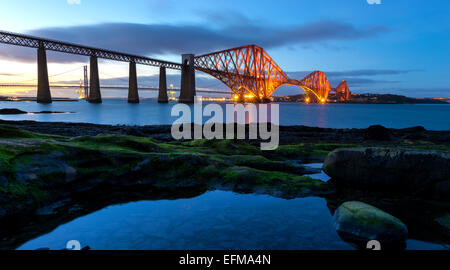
305, 97, 310, 103
195, 45, 350, 104
0, 31, 351, 104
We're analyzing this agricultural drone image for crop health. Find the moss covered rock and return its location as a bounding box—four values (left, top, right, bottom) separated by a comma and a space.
334, 201, 408, 249
0, 126, 336, 220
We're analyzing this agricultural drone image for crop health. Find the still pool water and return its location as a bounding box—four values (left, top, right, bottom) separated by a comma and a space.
17, 191, 446, 250
0, 99, 449, 130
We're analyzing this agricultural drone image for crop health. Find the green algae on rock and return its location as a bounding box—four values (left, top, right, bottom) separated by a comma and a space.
334, 201, 408, 249
0, 125, 333, 220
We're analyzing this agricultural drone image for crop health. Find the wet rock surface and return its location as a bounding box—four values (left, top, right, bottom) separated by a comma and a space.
334, 201, 408, 249
0, 124, 336, 249
325, 189, 450, 246
1, 120, 449, 146
323, 147, 450, 199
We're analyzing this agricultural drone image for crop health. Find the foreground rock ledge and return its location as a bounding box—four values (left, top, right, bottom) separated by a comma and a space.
323, 147, 450, 200
334, 201, 408, 249
0, 125, 333, 221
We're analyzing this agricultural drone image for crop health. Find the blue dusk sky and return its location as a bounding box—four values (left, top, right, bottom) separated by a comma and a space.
0, 0, 449, 97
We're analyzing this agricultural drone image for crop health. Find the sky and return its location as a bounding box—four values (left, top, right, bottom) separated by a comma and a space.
0, 0, 449, 98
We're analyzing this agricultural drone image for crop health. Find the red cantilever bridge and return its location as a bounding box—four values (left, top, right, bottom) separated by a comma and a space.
195, 45, 350, 103
0, 31, 349, 103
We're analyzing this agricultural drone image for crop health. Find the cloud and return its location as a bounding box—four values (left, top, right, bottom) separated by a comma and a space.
288, 69, 418, 79
323, 69, 420, 77
286, 69, 414, 87
0, 72, 21, 76
388, 88, 450, 98
331, 78, 400, 87
67, 0, 81, 5
0, 19, 387, 63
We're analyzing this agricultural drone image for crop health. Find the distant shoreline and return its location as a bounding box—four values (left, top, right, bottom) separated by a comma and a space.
0, 96, 79, 102
275, 93, 450, 104
1, 94, 448, 104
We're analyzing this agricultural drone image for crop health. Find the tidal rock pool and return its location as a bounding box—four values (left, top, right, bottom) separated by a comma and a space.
17, 190, 447, 250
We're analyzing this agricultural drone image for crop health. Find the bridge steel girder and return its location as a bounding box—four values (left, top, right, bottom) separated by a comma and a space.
194, 45, 288, 101
0, 31, 182, 70
335, 80, 351, 102
194, 45, 349, 103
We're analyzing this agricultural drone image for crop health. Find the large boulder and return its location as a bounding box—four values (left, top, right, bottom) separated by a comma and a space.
323, 148, 450, 199
334, 201, 408, 249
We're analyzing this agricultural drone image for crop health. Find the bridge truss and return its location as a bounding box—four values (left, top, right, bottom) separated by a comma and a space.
194, 45, 350, 102
0, 31, 181, 69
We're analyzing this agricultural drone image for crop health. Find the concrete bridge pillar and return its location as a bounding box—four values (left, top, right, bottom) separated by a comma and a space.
128, 61, 139, 103
158, 66, 168, 103
88, 56, 102, 103
179, 54, 196, 104
37, 45, 52, 103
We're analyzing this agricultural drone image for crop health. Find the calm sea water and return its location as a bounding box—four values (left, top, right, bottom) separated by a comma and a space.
0, 99, 449, 130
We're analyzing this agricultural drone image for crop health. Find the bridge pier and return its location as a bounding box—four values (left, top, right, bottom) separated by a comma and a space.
128, 61, 139, 103
37, 45, 52, 103
88, 56, 102, 103
179, 54, 196, 104
158, 66, 168, 103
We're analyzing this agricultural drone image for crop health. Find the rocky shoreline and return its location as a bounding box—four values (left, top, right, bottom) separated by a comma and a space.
0, 109, 74, 115
0, 120, 448, 249
1, 119, 449, 146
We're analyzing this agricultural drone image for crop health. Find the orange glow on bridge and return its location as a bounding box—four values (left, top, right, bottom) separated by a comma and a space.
194, 45, 350, 103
